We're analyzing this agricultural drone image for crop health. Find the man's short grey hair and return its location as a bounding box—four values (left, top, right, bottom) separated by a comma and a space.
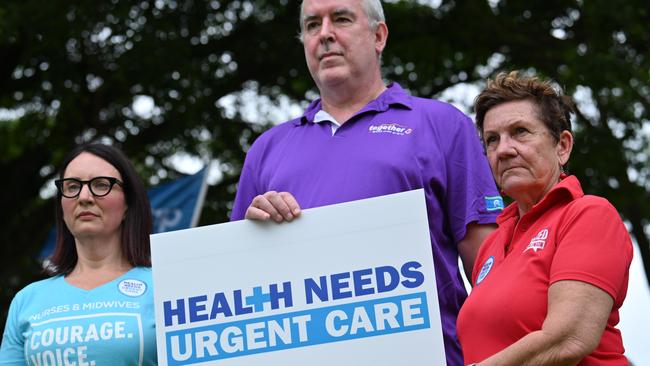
298, 0, 386, 41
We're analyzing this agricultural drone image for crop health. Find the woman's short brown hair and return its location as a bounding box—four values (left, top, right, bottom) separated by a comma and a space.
474, 71, 575, 143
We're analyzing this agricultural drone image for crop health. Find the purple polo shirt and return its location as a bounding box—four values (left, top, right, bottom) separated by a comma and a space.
232, 83, 500, 365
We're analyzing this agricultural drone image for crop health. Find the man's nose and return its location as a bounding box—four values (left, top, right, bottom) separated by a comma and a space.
319, 18, 335, 43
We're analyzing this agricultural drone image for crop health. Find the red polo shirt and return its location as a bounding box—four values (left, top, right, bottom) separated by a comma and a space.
457, 175, 632, 365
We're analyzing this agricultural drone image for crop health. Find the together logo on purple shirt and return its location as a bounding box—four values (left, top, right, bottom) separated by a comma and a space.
368, 123, 413, 136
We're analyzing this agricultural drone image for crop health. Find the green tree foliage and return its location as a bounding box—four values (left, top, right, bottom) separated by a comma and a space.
1, 0, 648, 337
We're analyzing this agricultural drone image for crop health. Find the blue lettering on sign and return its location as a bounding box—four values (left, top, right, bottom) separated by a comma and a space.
164, 263, 425, 328
188, 295, 209, 323
352, 268, 374, 296
304, 276, 328, 304
164, 299, 186, 327
210, 293, 232, 318
234, 289, 253, 315
164, 292, 430, 365
246, 287, 271, 312
269, 282, 293, 310
304, 261, 424, 305
164, 283, 294, 327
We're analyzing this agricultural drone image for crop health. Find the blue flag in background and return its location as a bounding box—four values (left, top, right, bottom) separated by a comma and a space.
149, 166, 208, 233
39, 167, 209, 259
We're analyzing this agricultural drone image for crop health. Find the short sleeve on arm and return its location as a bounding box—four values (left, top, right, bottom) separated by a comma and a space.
0, 293, 27, 365
230, 159, 260, 221
443, 113, 501, 244
550, 197, 633, 305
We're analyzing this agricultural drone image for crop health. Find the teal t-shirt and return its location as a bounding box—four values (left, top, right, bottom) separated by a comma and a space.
0, 267, 156, 365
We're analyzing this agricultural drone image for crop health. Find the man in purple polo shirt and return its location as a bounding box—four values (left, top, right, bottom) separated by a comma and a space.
231, 0, 502, 364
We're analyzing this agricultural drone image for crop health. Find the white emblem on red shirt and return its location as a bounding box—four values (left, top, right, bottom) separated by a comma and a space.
524, 229, 549, 253
476, 256, 495, 285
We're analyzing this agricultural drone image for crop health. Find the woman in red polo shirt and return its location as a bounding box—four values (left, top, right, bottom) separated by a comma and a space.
457, 71, 632, 365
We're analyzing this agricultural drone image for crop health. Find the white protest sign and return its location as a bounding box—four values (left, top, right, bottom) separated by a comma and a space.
151, 189, 445, 365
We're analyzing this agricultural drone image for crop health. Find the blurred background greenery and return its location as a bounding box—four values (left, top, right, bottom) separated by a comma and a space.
1, 0, 648, 359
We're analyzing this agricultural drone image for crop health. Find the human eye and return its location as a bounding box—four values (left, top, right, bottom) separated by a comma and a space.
61, 179, 81, 196
334, 15, 352, 24
304, 20, 321, 33
484, 134, 498, 149
332, 10, 354, 26
514, 126, 530, 136
91, 178, 112, 192
64, 179, 81, 191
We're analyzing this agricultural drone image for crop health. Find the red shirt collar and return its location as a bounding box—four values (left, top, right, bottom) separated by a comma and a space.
497, 174, 584, 224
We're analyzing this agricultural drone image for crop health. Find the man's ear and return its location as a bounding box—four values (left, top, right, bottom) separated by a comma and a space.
374, 22, 388, 54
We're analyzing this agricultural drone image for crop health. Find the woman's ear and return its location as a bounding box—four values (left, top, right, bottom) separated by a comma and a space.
556, 130, 574, 167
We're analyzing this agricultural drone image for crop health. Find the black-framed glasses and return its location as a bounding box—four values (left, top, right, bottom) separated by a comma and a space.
54, 177, 123, 198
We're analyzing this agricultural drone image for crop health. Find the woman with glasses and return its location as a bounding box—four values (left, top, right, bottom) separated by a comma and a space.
0, 143, 157, 365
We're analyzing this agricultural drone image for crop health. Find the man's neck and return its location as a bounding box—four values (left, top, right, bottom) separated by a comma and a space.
319, 76, 387, 125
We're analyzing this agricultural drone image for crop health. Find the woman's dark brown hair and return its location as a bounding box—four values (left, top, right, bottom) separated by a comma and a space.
49, 143, 152, 275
